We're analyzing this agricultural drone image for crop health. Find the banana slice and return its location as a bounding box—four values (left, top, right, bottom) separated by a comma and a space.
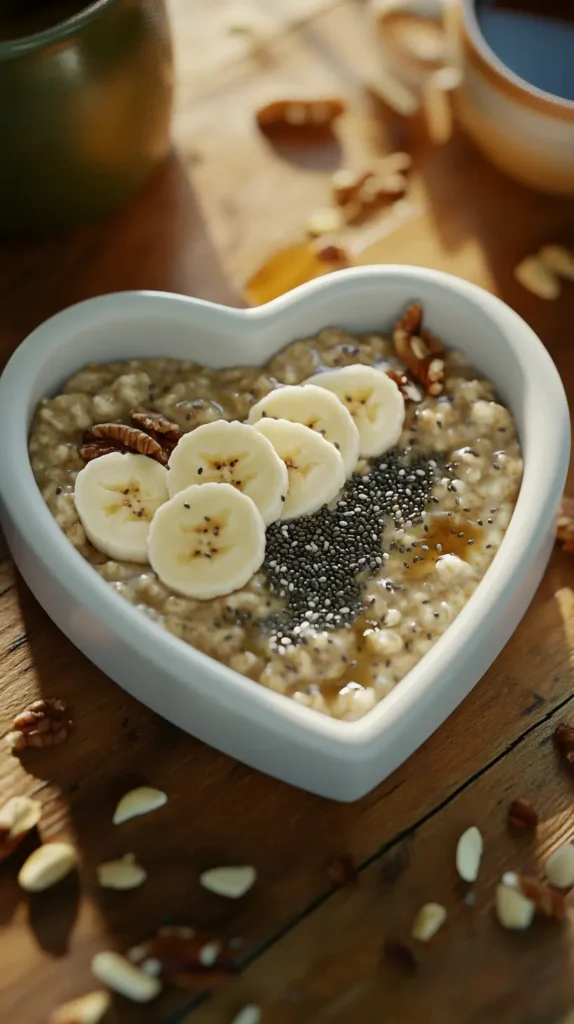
148, 482, 265, 600
247, 384, 360, 478
254, 418, 345, 519
304, 364, 405, 458
74, 452, 169, 563
167, 420, 288, 526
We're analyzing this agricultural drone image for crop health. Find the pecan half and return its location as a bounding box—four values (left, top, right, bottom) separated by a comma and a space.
84, 424, 168, 464
127, 927, 238, 990
130, 409, 182, 450
517, 875, 566, 918
554, 721, 574, 764
8, 698, 72, 751
507, 797, 538, 830
393, 302, 445, 395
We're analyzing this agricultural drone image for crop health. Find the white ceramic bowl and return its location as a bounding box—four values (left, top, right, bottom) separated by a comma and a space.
0, 268, 569, 801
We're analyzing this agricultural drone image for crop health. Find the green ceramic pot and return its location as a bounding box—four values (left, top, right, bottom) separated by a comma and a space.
0, 0, 173, 237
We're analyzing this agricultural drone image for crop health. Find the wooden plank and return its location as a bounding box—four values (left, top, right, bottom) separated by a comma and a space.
188, 711, 574, 1024
0, 0, 573, 1021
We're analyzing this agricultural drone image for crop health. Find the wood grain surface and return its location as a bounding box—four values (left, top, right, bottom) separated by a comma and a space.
1, 1, 574, 1023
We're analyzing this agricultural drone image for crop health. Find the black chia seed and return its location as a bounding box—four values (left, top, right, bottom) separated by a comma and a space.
263, 448, 437, 645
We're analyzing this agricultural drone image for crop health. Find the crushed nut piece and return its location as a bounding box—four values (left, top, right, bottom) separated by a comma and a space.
256, 98, 345, 138
332, 168, 375, 206
514, 256, 560, 300
9, 698, 72, 751
507, 797, 538, 830
456, 826, 483, 883
383, 936, 418, 970
495, 882, 535, 930
47, 990, 111, 1024
312, 241, 350, 266
538, 244, 574, 281
411, 902, 447, 941
306, 207, 346, 238
393, 302, 445, 394
128, 927, 237, 988
91, 951, 162, 1002
325, 854, 358, 887
553, 721, 574, 763
113, 786, 167, 825
83, 424, 168, 464
517, 874, 566, 918
97, 853, 147, 890
0, 796, 42, 860
18, 841, 77, 892
200, 864, 257, 899
231, 1006, 262, 1024
386, 369, 422, 402
546, 843, 574, 889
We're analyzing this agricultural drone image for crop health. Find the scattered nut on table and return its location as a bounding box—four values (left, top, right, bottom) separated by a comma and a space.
514, 255, 560, 299
91, 951, 162, 1002
456, 826, 483, 883
97, 853, 147, 890
230, 1006, 262, 1024
495, 881, 535, 930
538, 244, 574, 280
0, 795, 42, 860
256, 98, 346, 138
112, 786, 168, 824
516, 874, 566, 918
507, 797, 538, 830
411, 902, 447, 941
200, 864, 257, 898
47, 990, 111, 1024
18, 841, 78, 892
545, 843, 574, 889
128, 925, 238, 988
7, 697, 72, 751
553, 721, 574, 762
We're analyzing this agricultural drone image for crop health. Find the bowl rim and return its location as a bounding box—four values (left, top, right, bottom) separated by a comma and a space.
460, 0, 574, 118
0, 266, 569, 749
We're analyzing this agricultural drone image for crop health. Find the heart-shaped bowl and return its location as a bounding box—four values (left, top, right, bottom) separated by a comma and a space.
0, 267, 569, 800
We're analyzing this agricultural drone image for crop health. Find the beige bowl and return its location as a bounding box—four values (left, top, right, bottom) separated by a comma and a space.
456, 0, 574, 196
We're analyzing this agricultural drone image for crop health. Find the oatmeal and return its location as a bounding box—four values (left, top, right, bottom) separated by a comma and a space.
28, 305, 523, 721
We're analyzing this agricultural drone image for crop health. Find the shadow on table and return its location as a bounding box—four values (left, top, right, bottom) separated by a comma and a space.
0, 151, 242, 366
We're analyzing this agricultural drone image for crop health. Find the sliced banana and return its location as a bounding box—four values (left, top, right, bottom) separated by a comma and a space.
167, 420, 288, 526
253, 418, 345, 519
148, 482, 265, 600
247, 384, 360, 478
74, 452, 169, 563
304, 364, 405, 458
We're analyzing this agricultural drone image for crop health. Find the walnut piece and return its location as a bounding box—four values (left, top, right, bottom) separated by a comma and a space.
256, 98, 346, 139
393, 301, 445, 395
8, 698, 72, 751
128, 926, 238, 989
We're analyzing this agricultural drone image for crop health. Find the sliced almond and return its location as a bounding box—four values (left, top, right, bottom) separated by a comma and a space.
545, 843, 574, 889
456, 826, 483, 883
0, 795, 42, 860
198, 940, 222, 966
514, 256, 561, 300
378, 151, 412, 175
48, 990, 111, 1024
539, 244, 574, 281
97, 853, 147, 890
91, 951, 162, 1002
422, 75, 454, 145
495, 882, 535, 930
18, 841, 77, 893
411, 902, 447, 942
200, 865, 257, 899
306, 207, 346, 238
366, 72, 420, 117
112, 786, 167, 825
231, 1006, 262, 1024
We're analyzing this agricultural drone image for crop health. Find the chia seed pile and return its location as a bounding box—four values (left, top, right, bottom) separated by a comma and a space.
264, 448, 438, 650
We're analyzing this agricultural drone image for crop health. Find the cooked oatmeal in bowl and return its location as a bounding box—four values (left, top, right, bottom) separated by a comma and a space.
28, 301, 523, 722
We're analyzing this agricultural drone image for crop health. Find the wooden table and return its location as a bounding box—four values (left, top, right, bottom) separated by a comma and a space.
2, 2, 574, 1022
